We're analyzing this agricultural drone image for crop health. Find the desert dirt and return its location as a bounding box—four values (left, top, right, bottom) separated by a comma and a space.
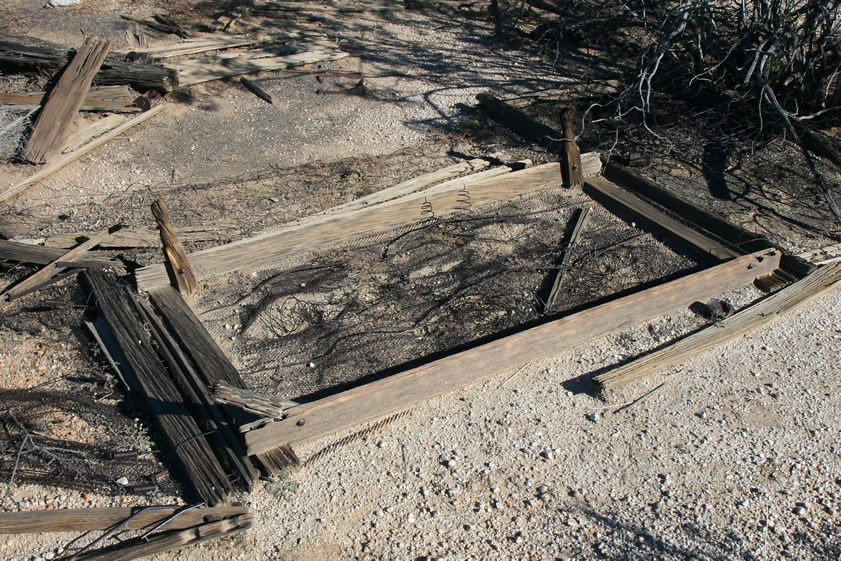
1, 1, 841, 560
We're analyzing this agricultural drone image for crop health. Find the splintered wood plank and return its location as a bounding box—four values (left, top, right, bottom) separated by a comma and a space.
583, 176, 741, 261
595, 261, 841, 391
135, 298, 258, 489
136, 162, 567, 291
83, 271, 232, 505
0, 239, 116, 266
44, 224, 241, 249
21, 37, 112, 164
0, 506, 249, 534
0, 104, 164, 203
2, 230, 111, 302
151, 200, 197, 294
171, 48, 349, 86
798, 242, 841, 265
72, 513, 253, 561
147, 286, 294, 473
245, 249, 781, 457
0, 88, 138, 112
130, 36, 255, 59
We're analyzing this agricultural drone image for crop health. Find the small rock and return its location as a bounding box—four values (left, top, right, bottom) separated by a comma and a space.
587, 412, 600, 422
540, 448, 554, 460
115, 477, 129, 486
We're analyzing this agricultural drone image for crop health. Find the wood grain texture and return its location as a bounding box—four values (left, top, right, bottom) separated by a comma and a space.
60, 114, 128, 153
245, 249, 781, 456
130, 36, 254, 59
44, 224, 241, 249
0, 239, 116, 266
0, 506, 248, 534
171, 48, 349, 86
1, 104, 164, 203
136, 161, 569, 290
147, 286, 293, 474
73, 513, 252, 561
21, 37, 112, 164
135, 298, 258, 488
602, 161, 773, 254
544, 206, 591, 312
151, 199, 197, 294
0, 88, 138, 112
595, 261, 841, 391
83, 271, 232, 505
583, 176, 741, 261
0, 39, 176, 92
2, 230, 110, 302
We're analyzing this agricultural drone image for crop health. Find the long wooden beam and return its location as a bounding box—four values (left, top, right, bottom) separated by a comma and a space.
136, 159, 589, 291
583, 176, 740, 261
602, 161, 773, 254
595, 261, 841, 391
0, 506, 248, 534
245, 249, 781, 457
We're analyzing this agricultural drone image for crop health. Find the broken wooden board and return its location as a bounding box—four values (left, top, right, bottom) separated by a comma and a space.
147, 286, 295, 474
21, 37, 112, 164
128, 36, 255, 59
0, 104, 164, 203
0, 239, 116, 266
151, 199, 197, 295
245, 249, 781, 457
43, 224, 241, 249
135, 298, 258, 489
0, 39, 177, 92
2, 231, 111, 303
0, 506, 249, 534
594, 261, 841, 391
583, 176, 741, 261
136, 161, 572, 291
0, 86, 139, 113
602, 161, 773, 254
559, 108, 582, 188
73, 513, 253, 561
798, 242, 841, 265
60, 114, 128, 154
170, 47, 349, 86
83, 271, 233, 505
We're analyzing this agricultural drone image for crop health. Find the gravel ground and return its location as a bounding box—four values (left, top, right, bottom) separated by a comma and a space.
1, 2, 840, 561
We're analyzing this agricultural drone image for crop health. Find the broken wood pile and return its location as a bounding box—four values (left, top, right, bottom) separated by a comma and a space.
0, 506, 251, 561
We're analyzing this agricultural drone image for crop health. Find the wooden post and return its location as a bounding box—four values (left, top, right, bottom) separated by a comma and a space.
151, 200, 197, 295
560, 108, 582, 188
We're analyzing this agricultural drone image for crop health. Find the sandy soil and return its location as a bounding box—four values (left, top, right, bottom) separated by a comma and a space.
1, 2, 840, 561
